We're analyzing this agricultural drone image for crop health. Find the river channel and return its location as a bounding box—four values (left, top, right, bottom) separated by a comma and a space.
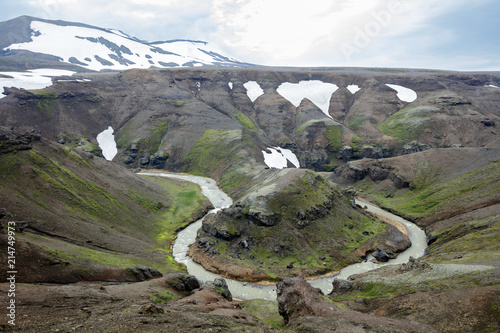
140, 172, 427, 301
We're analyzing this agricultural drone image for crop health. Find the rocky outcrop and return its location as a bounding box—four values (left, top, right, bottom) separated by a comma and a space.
276, 276, 437, 332
0, 126, 41, 154
171, 284, 260, 326
338, 145, 392, 161
163, 272, 200, 292
127, 266, 162, 281
331, 159, 411, 189
396, 256, 431, 273
372, 248, 390, 262
402, 141, 431, 155
203, 278, 232, 301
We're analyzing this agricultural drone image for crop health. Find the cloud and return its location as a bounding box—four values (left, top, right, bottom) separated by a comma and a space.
209, 0, 500, 69
3, 0, 499, 70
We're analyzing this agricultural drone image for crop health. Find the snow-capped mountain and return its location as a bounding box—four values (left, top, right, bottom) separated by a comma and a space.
0, 16, 252, 71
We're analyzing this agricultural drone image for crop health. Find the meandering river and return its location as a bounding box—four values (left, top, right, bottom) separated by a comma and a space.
140, 172, 427, 301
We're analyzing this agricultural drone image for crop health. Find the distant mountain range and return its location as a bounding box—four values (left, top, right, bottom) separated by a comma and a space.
0, 15, 253, 71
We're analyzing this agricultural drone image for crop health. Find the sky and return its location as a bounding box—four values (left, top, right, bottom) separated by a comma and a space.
1, 0, 500, 71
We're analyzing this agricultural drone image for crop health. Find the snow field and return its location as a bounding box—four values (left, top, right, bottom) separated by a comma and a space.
262, 147, 300, 169
0, 69, 76, 98
243, 81, 264, 102
385, 84, 417, 102
277, 80, 338, 117
96, 126, 118, 161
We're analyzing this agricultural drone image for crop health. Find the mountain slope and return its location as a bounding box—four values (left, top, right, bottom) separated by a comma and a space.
0, 126, 211, 283
0, 16, 252, 71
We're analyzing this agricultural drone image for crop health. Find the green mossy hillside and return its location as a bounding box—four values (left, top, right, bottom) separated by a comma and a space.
196, 170, 391, 280
379, 105, 438, 142
182, 129, 259, 198
0, 140, 210, 280
354, 160, 500, 270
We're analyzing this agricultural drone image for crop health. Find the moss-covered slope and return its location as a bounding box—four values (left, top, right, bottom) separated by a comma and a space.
190, 170, 409, 281
0, 130, 210, 283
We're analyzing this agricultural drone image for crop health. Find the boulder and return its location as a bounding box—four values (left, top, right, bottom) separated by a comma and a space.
137, 303, 164, 315
163, 272, 200, 292
203, 278, 232, 301
329, 278, 355, 296
372, 248, 390, 262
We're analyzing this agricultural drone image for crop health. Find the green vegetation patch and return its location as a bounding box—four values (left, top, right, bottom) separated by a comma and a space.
241, 299, 285, 329
426, 215, 500, 265
236, 112, 258, 131
29, 89, 57, 117
379, 105, 438, 142
183, 129, 253, 195
368, 161, 500, 221
142, 175, 210, 245
294, 118, 337, 137
326, 125, 342, 152
22, 233, 168, 271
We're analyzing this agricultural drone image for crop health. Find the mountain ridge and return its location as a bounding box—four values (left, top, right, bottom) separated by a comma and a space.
0, 15, 254, 71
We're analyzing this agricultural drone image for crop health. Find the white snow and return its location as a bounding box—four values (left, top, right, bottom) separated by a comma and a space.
277, 80, 338, 118
347, 84, 361, 94
228, 82, 233, 90
4, 21, 240, 71
0, 68, 76, 98
262, 147, 300, 169
485, 84, 499, 88
385, 84, 417, 103
96, 126, 118, 161
243, 81, 264, 102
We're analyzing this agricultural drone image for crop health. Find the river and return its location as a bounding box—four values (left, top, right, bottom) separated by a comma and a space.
140, 172, 427, 301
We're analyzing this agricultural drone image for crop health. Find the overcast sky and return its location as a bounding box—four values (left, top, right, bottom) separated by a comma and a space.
1, 0, 499, 71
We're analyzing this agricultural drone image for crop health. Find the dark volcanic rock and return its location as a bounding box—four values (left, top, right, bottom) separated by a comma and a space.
128, 266, 162, 281
0, 126, 41, 154
164, 272, 200, 292
402, 141, 431, 155
372, 248, 390, 262
329, 278, 355, 296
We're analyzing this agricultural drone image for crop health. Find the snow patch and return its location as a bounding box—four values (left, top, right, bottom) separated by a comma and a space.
96, 126, 118, 161
277, 80, 338, 118
228, 82, 233, 90
0, 68, 76, 98
244, 81, 264, 102
262, 147, 300, 169
385, 84, 417, 103
347, 84, 361, 94
485, 84, 499, 88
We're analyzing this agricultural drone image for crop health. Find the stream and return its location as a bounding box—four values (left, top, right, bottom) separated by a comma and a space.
140, 172, 427, 301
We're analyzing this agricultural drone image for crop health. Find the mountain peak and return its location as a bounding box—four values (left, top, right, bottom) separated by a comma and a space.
0, 16, 253, 72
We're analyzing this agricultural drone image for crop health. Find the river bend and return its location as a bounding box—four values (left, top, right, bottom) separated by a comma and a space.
140, 172, 427, 301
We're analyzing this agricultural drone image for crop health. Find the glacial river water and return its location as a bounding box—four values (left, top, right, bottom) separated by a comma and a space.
140, 172, 427, 301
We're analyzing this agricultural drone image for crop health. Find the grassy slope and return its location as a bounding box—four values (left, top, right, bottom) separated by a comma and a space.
182, 128, 261, 199
354, 160, 500, 266
0, 140, 210, 277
